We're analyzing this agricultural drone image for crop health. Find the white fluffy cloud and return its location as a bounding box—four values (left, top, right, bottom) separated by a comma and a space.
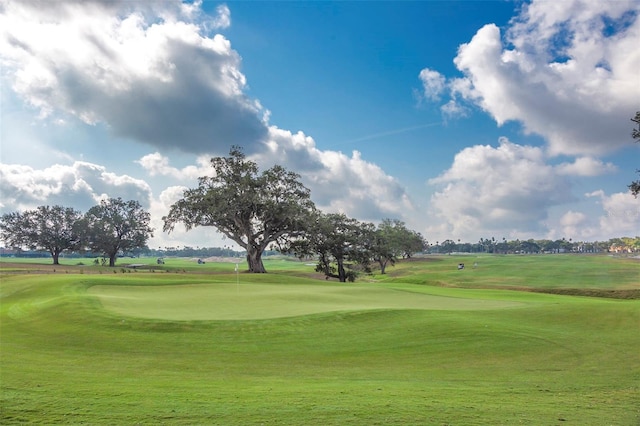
555, 157, 617, 176
428, 136, 639, 241
421, 0, 640, 156
420, 0, 639, 242
551, 190, 640, 242
135, 126, 416, 224
0, 0, 267, 154
428, 138, 575, 238
587, 190, 640, 237
0, 161, 152, 212
136, 153, 212, 180
259, 126, 415, 222
557, 210, 591, 240
418, 68, 446, 101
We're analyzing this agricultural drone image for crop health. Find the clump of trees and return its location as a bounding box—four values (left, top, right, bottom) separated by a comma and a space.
286, 212, 373, 282
164, 147, 426, 281
284, 215, 426, 281
0, 205, 84, 265
0, 198, 152, 266
82, 198, 153, 267
428, 237, 640, 255
3, 143, 635, 279
0, 145, 425, 280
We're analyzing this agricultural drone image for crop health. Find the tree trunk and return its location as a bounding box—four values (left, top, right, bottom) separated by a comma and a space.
246, 245, 266, 273
378, 258, 388, 274
51, 250, 60, 265
336, 258, 346, 282
109, 254, 117, 267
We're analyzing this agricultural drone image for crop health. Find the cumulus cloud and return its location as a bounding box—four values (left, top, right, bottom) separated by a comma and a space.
0, 161, 152, 213
0, 0, 267, 154
258, 126, 415, 222
421, 0, 640, 156
136, 152, 212, 180
418, 68, 446, 101
428, 138, 574, 238
210, 4, 231, 30
560, 210, 587, 227
135, 126, 417, 226
440, 100, 468, 119
587, 190, 640, 236
149, 183, 264, 250
555, 157, 617, 176
557, 210, 591, 239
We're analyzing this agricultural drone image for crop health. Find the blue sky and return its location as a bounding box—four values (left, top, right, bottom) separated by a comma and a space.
1, 0, 639, 250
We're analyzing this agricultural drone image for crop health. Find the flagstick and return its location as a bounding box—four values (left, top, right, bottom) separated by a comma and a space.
235, 263, 239, 293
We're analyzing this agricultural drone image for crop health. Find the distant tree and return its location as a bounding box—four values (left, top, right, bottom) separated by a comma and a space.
398, 228, 427, 259
369, 218, 426, 273
621, 237, 638, 252
629, 111, 640, 197
537, 239, 553, 253
163, 146, 316, 273
289, 212, 373, 282
440, 239, 457, 254
0, 212, 28, 251
496, 237, 509, 254
369, 219, 400, 274
478, 237, 497, 253
519, 239, 541, 254
0, 205, 83, 265
83, 198, 153, 267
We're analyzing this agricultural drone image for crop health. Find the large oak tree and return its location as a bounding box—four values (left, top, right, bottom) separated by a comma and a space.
83, 198, 153, 267
289, 212, 374, 282
0, 205, 83, 265
163, 147, 316, 273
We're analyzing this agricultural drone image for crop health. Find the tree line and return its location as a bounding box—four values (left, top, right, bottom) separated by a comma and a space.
0, 147, 426, 280
162, 146, 426, 281
0, 199, 152, 267
3, 144, 635, 280
430, 237, 640, 254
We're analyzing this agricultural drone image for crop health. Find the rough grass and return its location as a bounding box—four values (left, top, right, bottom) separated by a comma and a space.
1, 255, 639, 424
376, 254, 640, 298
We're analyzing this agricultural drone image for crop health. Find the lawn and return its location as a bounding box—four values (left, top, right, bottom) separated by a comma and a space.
1, 255, 639, 424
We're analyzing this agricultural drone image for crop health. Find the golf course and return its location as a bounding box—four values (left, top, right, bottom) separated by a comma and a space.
1, 254, 639, 424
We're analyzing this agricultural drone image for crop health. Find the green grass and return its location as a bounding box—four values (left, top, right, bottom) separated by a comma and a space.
1, 255, 639, 424
87, 280, 525, 320
376, 254, 640, 294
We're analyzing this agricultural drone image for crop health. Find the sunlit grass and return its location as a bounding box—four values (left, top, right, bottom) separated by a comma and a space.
1, 255, 639, 424
87, 280, 525, 320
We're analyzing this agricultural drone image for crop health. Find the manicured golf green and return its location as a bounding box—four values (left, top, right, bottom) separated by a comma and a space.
87, 281, 525, 320
1, 255, 639, 424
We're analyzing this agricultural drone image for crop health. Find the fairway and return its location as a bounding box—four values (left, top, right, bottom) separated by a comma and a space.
88, 282, 524, 320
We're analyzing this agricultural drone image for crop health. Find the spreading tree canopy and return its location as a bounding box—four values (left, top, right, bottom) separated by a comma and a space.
289, 212, 374, 282
83, 198, 153, 267
163, 147, 316, 273
372, 218, 427, 274
0, 205, 83, 264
